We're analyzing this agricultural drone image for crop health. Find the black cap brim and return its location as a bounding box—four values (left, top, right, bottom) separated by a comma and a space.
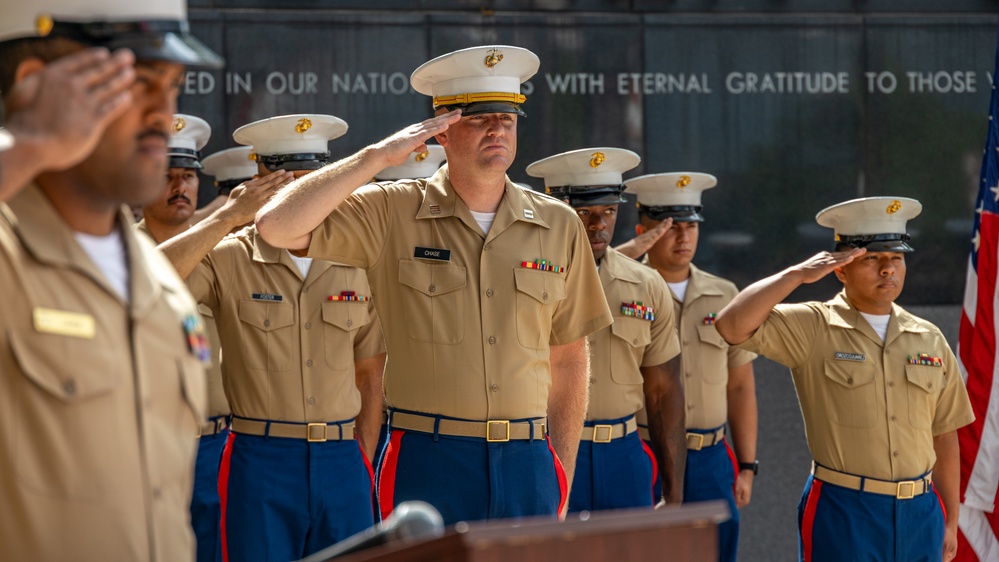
109, 31, 223, 69
443, 102, 525, 117
837, 240, 915, 253
640, 205, 704, 222
169, 156, 202, 169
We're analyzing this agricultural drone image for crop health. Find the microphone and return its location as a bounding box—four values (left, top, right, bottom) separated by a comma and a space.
298, 501, 445, 562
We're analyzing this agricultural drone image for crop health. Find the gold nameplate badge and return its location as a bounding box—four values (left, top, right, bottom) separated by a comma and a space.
33, 307, 95, 339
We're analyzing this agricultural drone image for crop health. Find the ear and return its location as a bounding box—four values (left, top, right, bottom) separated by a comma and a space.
434, 130, 448, 147
14, 57, 46, 84
833, 266, 846, 284
635, 224, 646, 235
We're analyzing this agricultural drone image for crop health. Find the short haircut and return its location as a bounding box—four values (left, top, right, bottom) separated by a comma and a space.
0, 37, 80, 99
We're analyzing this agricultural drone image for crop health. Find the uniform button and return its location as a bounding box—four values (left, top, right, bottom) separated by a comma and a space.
927, 382, 933, 389
484, 244, 491, 252
63, 379, 76, 396
306, 359, 313, 367
486, 289, 494, 297
847, 377, 854, 385
264, 319, 271, 327
152, 487, 162, 499
633, 338, 638, 344
542, 292, 548, 301
891, 415, 897, 422
429, 284, 436, 293
308, 397, 316, 406
682, 340, 689, 346
686, 373, 692, 378
687, 404, 693, 410
347, 319, 353, 328
893, 450, 899, 458
488, 336, 496, 344
304, 322, 311, 329
888, 381, 895, 387
303, 287, 309, 293
590, 377, 596, 384
490, 384, 498, 392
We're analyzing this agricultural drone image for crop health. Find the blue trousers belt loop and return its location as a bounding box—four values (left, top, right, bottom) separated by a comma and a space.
433, 417, 441, 442
528, 419, 535, 443
264, 420, 272, 439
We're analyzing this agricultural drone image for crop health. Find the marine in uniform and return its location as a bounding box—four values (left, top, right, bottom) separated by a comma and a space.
165, 114, 387, 562
0, 1, 222, 560
621, 172, 758, 561
255, 46, 612, 525
202, 146, 258, 197
135, 114, 230, 562
714, 197, 974, 562
526, 148, 685, 512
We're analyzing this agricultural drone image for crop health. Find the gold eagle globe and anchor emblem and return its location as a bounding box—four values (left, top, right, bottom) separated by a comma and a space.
35, 14, 54, 36
173, 117, 187, 133
295, 118, 312, 134
886, 200, 902, 214
589, 152, 606, 168
676, 175, 692, 189
415, 150, 430, 162
484, 49, 504, 68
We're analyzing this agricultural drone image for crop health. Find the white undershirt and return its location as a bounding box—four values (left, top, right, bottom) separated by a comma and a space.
859, 312, 891, 342
287, 251, 313, 278
667, 280, 689, 302
469, 210, 496, 234
74, 226, 129, 302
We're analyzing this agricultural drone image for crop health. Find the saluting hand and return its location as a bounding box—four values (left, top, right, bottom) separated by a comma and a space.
615, 218, 673, 260
370, 110, 462, 170
5, 47, 135, 173
220, 170, 294, 228
792, 248, 866, 284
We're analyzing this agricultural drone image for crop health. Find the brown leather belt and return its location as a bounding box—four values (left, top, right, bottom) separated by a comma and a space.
231, 417, 356, 442
390, 411, 546, 442
686, 428, 725, 450
198, 416, 229, 437
580, 417, 638, 443
812, 464, 932, 499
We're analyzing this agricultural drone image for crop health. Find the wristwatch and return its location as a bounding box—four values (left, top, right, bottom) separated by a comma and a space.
738, 460, 759, 475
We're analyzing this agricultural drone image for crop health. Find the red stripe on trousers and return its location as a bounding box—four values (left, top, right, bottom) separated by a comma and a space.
640, 439, 659, 502
724, 439, 739, 495
801, 479, 823, 562
217, 431, 236, 562
934, 486, 948, 524
377, 430, 404, 520
546, 436, 568, 518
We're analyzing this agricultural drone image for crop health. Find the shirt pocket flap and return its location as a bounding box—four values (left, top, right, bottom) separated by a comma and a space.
823, 358, 876, 389
514, 268, 567, 304
9, 330, 117, 401
611, 317, 652, 348
178, 357, 206, 422
696, 324, 727, 349
238, 300, 295, 332
398, 259, 467, 297
197, 303, 214, 319
904, 363, 945, 393
322, 301, 371, 331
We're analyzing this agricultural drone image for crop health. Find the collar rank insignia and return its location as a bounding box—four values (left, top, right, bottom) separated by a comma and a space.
329, 291, 369, 302
429, 204, 441, 215
908, 353, 942, 367
622, 301, 655, 321
703, 313, 717, 325
524, 209, 535, 219
182, 314, 211, 363
521, 259, 564, 273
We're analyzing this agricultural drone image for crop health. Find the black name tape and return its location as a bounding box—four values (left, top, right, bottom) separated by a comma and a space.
252, 293, 283, 302
834, 352, 865, 362
414, 246, 451, 262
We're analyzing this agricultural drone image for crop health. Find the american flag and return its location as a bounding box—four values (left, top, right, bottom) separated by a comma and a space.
956, 17, 999, 562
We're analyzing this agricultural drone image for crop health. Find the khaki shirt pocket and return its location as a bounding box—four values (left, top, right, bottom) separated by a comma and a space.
696, 324, 729, 385
178, 356, 207, 425
9, 330, 118, 499
822, 358, 878, 428
514, 268, 568, 350
237, 299, 295, 371
609, 318, 651, 384
904, 363, 945, 429
321, 301, 371, 369
398, 259, 466, 344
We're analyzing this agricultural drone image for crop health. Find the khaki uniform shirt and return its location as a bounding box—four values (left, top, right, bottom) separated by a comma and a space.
187, 226, 384, 422
0, 187, 206, 561
135, 221, 229, 419
587, 247, 680, 420
308, 165, 612, 420
738, 291, 974, 480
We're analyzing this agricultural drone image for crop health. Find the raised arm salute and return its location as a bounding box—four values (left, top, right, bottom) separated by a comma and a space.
257, 46, 611, 525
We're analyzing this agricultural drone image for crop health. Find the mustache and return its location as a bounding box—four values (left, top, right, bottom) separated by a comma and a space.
167, 194, 191, 204
139, 129, 169, 143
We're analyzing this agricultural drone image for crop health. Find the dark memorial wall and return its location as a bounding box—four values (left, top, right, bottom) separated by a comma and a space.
180, 2, 998, 305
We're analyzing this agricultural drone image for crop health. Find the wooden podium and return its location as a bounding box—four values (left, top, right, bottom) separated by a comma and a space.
331, 501, 728, 562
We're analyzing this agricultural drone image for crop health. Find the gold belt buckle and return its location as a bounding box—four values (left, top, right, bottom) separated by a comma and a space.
896, 480, 916, 499
686, 432, 704, 451
486, 420, 510, 442
307, 423, 328, 442
593, 424, 613, 444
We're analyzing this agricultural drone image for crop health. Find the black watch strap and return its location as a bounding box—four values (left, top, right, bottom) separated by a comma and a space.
738, 461, 759, 475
